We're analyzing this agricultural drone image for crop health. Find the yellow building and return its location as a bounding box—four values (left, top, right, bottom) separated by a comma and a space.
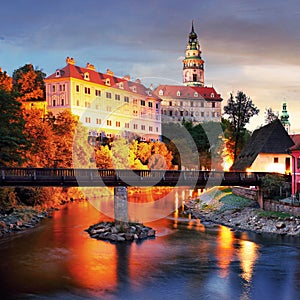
45, 57, 161, 141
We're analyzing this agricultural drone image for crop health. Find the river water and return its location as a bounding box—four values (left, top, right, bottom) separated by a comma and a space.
1, 187, 300, 300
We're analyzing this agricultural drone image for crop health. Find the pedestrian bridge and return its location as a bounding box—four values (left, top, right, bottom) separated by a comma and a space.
0, 167, 283, 188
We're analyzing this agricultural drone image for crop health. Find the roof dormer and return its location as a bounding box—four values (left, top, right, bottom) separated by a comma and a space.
177, 90, 181, 97
159, 89, 164, 96
55, 69, 61, 77
105, 78, 111, 86
84, 72, 90, 81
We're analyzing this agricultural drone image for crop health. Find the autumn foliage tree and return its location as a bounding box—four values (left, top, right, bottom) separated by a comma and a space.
12, 64, 46, 102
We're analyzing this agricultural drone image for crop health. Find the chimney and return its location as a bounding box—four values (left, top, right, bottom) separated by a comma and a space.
106, 69, 114, 76
86, 63, 96, 71
66, 57, 75, 65
123, 75, 130, 81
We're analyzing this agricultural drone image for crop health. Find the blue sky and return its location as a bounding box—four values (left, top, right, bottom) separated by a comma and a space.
1, 0, 300, 131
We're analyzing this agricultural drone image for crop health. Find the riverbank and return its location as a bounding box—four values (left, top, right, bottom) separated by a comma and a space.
184, 189, 300, 236
0, 205, 56, 237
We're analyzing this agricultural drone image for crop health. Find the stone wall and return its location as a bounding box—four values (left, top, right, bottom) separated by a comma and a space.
232, 187, 258, 201
263, 200, 300, 216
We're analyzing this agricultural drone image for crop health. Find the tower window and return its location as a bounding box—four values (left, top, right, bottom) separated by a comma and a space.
193, 74, 197, 82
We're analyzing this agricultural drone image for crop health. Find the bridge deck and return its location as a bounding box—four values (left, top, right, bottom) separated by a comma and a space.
0, 168, 283, 188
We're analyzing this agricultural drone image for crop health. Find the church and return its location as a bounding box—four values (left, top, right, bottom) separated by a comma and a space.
154, 22, 223, 124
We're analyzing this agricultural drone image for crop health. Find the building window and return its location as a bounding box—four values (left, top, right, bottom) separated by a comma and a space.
76, 100, 80, 106
106, 92, 112, 99
52, 99, 56, 106
148, 102, 153, 108
177, 91, 181, 96
211, 93, 215, 98
107, 120, 112, 126
106, 78, 110, 86
141, 125, 146, 130
297, 157, 300, 169
96, 118, 101, 125
190, 101, 194, 107
156, 103, 159, 109
194, 92, 198, 97
169, 110, 173, 116
180, 101, 183, 107
84, 87, 91, 94
61, 99, 64, 106
56, 70, 60, 77
52, 85, 56, 92
84, 72, 90, 80
212, 112, 215, 117
133, 124, 138, 130
116, 121, 121, 127
274, 157, 279, 163
180, 111, 183, 117
212, 102, 216, 108
95, 89, 101, 96
59, 84, 65, 91
149, 126, 153, 132
141, 100, 146, 106
156, 127, 159, 132
201, 112, 204, 117
85, 101, 90, 108
76, 85, 80, 92
201, 101, 204, 108
125, 123, 130, 129
159, 90, 164, 96
85, 117, 91, 123
115, 94, 120, 101
124, 96, 129, 103
106, 106, 112, 112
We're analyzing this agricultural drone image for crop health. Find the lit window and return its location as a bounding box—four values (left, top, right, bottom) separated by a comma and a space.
116, 121, 121, 127
107, 120, 112, 126
274, 157, 279, 163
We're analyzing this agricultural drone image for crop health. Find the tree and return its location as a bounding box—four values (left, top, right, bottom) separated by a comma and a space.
12, 64, 46, 102
0, 68, 13, 92
0, 89, 27, 165
223, 91, 259, 162
265, 107, 279, 124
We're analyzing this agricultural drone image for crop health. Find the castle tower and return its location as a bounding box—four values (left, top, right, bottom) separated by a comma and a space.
183, 21, 204, 87
280, 102, 291, 132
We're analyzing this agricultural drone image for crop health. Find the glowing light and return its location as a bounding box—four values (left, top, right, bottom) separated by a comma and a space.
222, 143, 234, 171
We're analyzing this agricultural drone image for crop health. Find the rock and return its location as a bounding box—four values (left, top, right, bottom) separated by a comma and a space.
276, 222, 286, 229
111, 226, 118, 234
147, 229, 155, 237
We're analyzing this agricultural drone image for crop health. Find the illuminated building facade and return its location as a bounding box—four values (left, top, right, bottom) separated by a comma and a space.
154, 22, 222, 124
45, 57, 161, 141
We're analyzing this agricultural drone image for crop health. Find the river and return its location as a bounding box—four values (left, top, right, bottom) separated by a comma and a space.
0, 187, 300, 300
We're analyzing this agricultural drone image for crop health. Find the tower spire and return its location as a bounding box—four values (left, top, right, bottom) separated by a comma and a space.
183, 21, 204, 86
280, 101, 291, 132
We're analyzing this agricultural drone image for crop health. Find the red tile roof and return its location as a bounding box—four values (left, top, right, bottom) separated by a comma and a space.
45, 63, 160, 100
153, 85, 222, 101
290, 134, 300, 151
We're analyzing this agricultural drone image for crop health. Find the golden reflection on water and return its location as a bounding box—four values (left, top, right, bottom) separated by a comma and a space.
238, 232, 259, 282
215, 226, 235, 278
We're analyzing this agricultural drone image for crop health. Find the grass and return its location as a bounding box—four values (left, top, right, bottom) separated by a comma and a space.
256, 210, 295, 220
218, 194, 254, 212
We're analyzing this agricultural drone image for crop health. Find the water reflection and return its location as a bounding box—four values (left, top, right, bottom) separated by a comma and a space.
238, 232, 259, 283
215, 226, 235, 278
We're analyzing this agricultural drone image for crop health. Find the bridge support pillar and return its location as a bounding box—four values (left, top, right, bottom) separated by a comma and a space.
114, 186, 129, 224
257, 186, 264, 210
